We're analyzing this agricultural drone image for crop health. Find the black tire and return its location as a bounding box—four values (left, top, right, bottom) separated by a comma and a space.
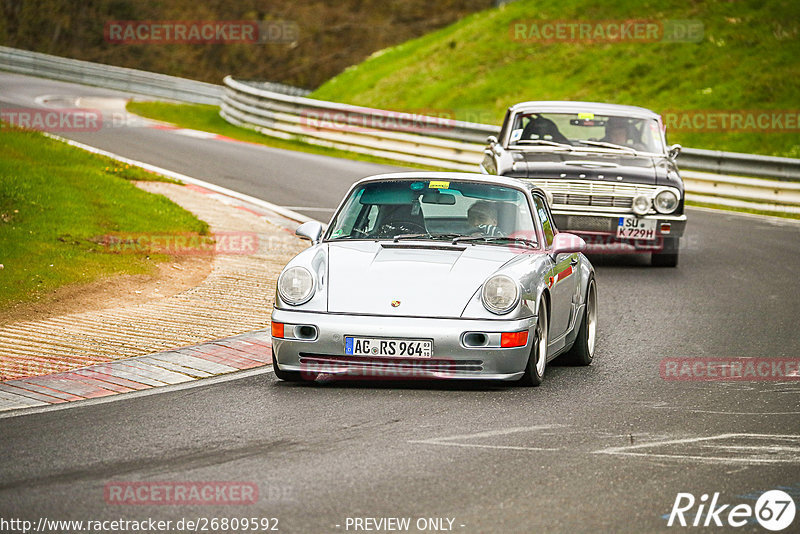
561, 278, 597, 366
651, 237, 679, 267
272, 350, 305, 382
517, 302, 548, 387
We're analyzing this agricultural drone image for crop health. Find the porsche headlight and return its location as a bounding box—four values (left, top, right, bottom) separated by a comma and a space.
654, 190, 679, 214
278, 266, 314, 305
632, 195, 651, 215
482, 275, 520, 315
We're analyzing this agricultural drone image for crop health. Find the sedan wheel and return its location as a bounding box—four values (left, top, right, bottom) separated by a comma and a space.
518, 303, 548, 387
651, 237, 680, 267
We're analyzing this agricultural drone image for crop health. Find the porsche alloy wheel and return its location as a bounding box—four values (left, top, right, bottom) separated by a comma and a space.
562, 278, 596, 366
519, 302, 548, 387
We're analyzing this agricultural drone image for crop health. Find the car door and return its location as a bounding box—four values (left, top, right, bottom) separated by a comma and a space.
533, 194, 579, 341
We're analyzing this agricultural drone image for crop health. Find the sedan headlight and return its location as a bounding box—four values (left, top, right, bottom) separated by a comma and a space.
278, 266, 315, 305
482, 275, 520, 315
632, 195, 651, 215
654, 190, 679, 214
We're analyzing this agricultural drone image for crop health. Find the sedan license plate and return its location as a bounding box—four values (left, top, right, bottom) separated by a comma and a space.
345, 337, 432, 358
617, 217, 657, 240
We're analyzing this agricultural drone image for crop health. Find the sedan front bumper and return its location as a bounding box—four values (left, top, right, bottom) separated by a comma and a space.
552, 210, 687, 250
271, 309, 537, 381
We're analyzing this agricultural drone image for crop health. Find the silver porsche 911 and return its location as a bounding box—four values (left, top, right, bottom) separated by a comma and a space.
271, 172, 597, 386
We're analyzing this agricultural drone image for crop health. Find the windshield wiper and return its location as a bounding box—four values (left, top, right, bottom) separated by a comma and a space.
575, 140, 638, 154
513, 139, 574, 150
392, 232, 464, 242
452, 235, 538, 248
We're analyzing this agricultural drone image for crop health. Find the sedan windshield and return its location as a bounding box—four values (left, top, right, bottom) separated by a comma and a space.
508, 112, 664, 153
326, 180, 538, 246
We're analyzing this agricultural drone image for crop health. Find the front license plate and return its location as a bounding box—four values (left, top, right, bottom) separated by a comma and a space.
617, 217, 657, 240
345, 337, 432, 358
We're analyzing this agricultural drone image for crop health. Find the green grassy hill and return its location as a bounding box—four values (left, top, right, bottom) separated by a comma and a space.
311, 0, 800, 157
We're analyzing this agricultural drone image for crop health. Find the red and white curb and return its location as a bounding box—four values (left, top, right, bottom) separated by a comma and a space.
0, 331, 273, 412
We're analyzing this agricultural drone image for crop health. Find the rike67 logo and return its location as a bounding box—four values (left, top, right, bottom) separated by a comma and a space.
667, 490, 796, 530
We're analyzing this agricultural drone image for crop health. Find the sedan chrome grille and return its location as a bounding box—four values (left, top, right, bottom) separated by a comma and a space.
551, 192, 631, 208
529, 179, 660, 214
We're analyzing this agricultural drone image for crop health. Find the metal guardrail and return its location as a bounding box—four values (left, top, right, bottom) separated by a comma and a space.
221, 76, 501, 171
677, 148, 800, 181
0, 46, 223, 105
222, 76, 800, 214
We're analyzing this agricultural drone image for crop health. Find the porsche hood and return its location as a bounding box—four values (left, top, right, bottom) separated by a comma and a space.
325, 241, 521, 317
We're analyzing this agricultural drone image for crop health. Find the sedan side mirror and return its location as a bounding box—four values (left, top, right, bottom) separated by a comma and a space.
296, 220, 323, 244
551, 232, 586, 257
668, 143, 682, 160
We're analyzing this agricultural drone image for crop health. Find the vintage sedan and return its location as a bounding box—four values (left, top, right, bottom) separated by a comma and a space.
271, 172, 597, 386
481, 101, 686, 266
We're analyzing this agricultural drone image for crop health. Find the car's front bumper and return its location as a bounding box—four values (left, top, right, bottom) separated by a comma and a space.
271, 309, 537, 381
552, 210, 687, 250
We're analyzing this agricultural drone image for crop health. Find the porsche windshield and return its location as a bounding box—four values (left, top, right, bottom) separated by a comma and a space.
326, 180, 538, 245
508, 112, 664, 153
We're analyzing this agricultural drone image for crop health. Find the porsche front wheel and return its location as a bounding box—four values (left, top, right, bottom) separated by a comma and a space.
518, 302, 548, 387
562, 278, 597, 366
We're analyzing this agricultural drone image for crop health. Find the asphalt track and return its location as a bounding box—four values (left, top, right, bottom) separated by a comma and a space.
1, 73, 799, 533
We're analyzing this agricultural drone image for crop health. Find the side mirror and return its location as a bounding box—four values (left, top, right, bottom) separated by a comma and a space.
486, 135, 498, 146
550, 232, 586, 257
668, 144, 682, 160
295, 221, 323, 244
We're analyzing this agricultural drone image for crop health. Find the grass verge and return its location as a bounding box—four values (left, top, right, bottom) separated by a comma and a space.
0, 126, 209, 309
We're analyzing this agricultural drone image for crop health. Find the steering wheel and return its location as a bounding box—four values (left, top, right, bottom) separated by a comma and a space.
374, 221, 427, 238
470, 225, 506, 238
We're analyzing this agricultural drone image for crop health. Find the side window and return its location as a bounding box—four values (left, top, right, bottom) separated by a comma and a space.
533, 195, 555, 247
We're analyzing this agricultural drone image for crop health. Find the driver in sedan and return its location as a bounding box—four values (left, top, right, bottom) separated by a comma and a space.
602, 117, 630, 146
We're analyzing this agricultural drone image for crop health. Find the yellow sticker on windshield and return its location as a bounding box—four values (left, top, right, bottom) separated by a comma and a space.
578, 112, 595, 120
429, 181, 450, 189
